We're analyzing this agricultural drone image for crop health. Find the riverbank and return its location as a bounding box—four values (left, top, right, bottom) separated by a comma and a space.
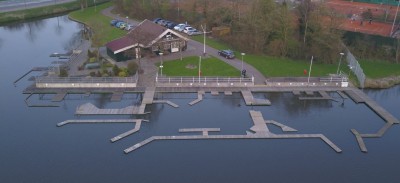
0, 0, 109, 25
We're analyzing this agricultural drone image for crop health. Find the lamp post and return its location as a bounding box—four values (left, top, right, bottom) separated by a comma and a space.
348, 65, 353, 79
126, 16, 129, 24
336, 52, 345, 75
200, 25, 212, 56
307, 56, 314, 85
159, 52, 163, 76
241, 52, 245, 77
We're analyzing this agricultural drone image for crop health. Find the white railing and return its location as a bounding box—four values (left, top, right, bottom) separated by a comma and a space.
156, 76, 254, 87
35, 75, 138, 88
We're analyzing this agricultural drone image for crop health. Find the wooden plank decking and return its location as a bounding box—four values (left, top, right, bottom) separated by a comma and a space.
52, 91, 67, 102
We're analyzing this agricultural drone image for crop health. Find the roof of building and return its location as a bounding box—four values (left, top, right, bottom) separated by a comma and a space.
106, 19, 187, 54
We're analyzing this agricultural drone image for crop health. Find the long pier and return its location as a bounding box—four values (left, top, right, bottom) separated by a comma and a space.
153, 100, 179, 108
75, 103, 148, 115
124, 110, 342, 154
110, 119, 148, 142
57, 119, 140, 127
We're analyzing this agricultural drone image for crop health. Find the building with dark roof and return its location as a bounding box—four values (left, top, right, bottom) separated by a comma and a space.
106, 19, 188, 62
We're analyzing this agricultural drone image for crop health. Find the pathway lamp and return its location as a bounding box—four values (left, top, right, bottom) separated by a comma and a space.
159, 52, 164, 76
241, 53, 245, 77
348, 65, 353, 79
126, 16, 129, 24
336, 52, 345, 75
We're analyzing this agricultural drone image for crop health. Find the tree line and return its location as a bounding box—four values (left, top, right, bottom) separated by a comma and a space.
114, 0, 398, 63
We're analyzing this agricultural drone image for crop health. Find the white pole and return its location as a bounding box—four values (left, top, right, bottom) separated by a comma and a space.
391, 0, 400, 36
203, 25, 206, 55
160, 52, 163, 76
307, 56, 313, 85
198, 56, 201, 83
336, 52, 344, 75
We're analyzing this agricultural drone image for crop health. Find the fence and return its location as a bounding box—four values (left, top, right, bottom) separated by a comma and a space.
265, 77, 349, 87
346, 49, 366, 88
35, 75, 138, 88
156, 76, 254, 87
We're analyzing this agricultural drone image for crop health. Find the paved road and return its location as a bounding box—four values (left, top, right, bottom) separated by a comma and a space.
101, 6, 266, 85
0, 0, 75, 13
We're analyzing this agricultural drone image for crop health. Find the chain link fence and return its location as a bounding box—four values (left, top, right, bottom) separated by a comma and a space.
346, 49, 366, 88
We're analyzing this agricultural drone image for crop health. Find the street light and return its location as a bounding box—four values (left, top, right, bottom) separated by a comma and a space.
200, 25, 212, 56
336, 52, 345, 75
126, 16, 129, 24
159, 52, 164, 76
241, 52, 245, 77
348, 65, 353, 79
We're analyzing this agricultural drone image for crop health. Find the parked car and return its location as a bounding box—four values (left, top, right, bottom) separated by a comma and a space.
174, 24, 187, 31
166, 22, 177, 29
187, 29, 202, 36
125, 24, 134, 31
153, 18, 163, 24
183, 27, 196, 34
110, 19, 119, 26
115, 21, 125, 28
119, 22, 127, 29
218, 50, 235, 59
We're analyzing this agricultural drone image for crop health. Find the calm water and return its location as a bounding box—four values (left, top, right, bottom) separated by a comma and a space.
1, 16, 400, 183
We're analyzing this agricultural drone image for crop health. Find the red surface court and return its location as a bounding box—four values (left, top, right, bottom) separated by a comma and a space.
326, 0, 399, 37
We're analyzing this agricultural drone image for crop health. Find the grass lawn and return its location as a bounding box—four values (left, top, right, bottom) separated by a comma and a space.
359, 59, 400, 79
160, 56, 240, 77
69, 2, 125, 46
191, 36, 337, 77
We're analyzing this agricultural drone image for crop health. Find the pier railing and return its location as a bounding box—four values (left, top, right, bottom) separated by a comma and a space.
265, 77, 349, 87
35, 75, 138, 88
156, 76, 254, 87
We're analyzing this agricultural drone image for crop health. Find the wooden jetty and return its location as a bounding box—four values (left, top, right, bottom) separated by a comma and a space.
298, 91, 335, 101
292, 90, 301, 95
153, 100, 179, 108
124, 133, 342, 154
52, 91, 67, 102
142, 87, 156, 104
14, 67, 48, 84
336, 91, 348, 99
188, 91, 204, 106
75, 103, 147, 115
111, 119, 148, 142
124, 110, 342, 154
305, 91, 314, 95
224, 91, 233, 95
179, 128, 221, 136
111, 91, 124, 102
211, 91, 219, 96
249, 110, 270, 134
265, 120, 298, 132
241, 90, 271, 106
344, 90, 364, 103
57, 119, 139, 127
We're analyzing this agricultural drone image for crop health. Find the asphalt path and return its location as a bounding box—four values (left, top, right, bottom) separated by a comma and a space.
0, 0, 75, 13
101, 6, 267, 84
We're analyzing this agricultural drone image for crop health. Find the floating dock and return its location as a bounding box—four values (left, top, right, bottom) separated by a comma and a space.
142, 87, 156, 104
224, 91, 232, 95
52, 91, 67, 102
111, 119, 148, 142
241, 90, 271, 106
75, 103, 147, 115
57, 119, 139, 127
292, 90, 301, 95
153, 100, 179, 108
305, 91, 314, 95
336, 91, 348, 99
123, 110, 342, 154
188, 91, 204, 106
211, 91, 219, 96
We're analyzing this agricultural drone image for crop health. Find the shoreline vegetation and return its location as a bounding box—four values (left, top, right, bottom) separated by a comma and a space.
0, 0, 110, 25
3, 0, 398, 88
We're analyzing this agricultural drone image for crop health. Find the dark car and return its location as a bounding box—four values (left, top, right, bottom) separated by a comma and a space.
166, 22, 177, 29
218, 50, 235, 59
110, 19, 122, 26
153, 18, 163, 24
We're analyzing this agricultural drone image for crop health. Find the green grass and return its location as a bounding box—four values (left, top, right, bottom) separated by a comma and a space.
159, 56, 240, 77
359, 59, 400, 79
191, 35, 232, 51
0, 0, 109, 25
69, 2, 126, 46
190, 36, 338, 77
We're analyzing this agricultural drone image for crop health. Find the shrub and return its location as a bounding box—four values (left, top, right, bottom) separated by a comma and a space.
89, 71, 96, 77
112, 65, 120, 75
127, 61, 138, 75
